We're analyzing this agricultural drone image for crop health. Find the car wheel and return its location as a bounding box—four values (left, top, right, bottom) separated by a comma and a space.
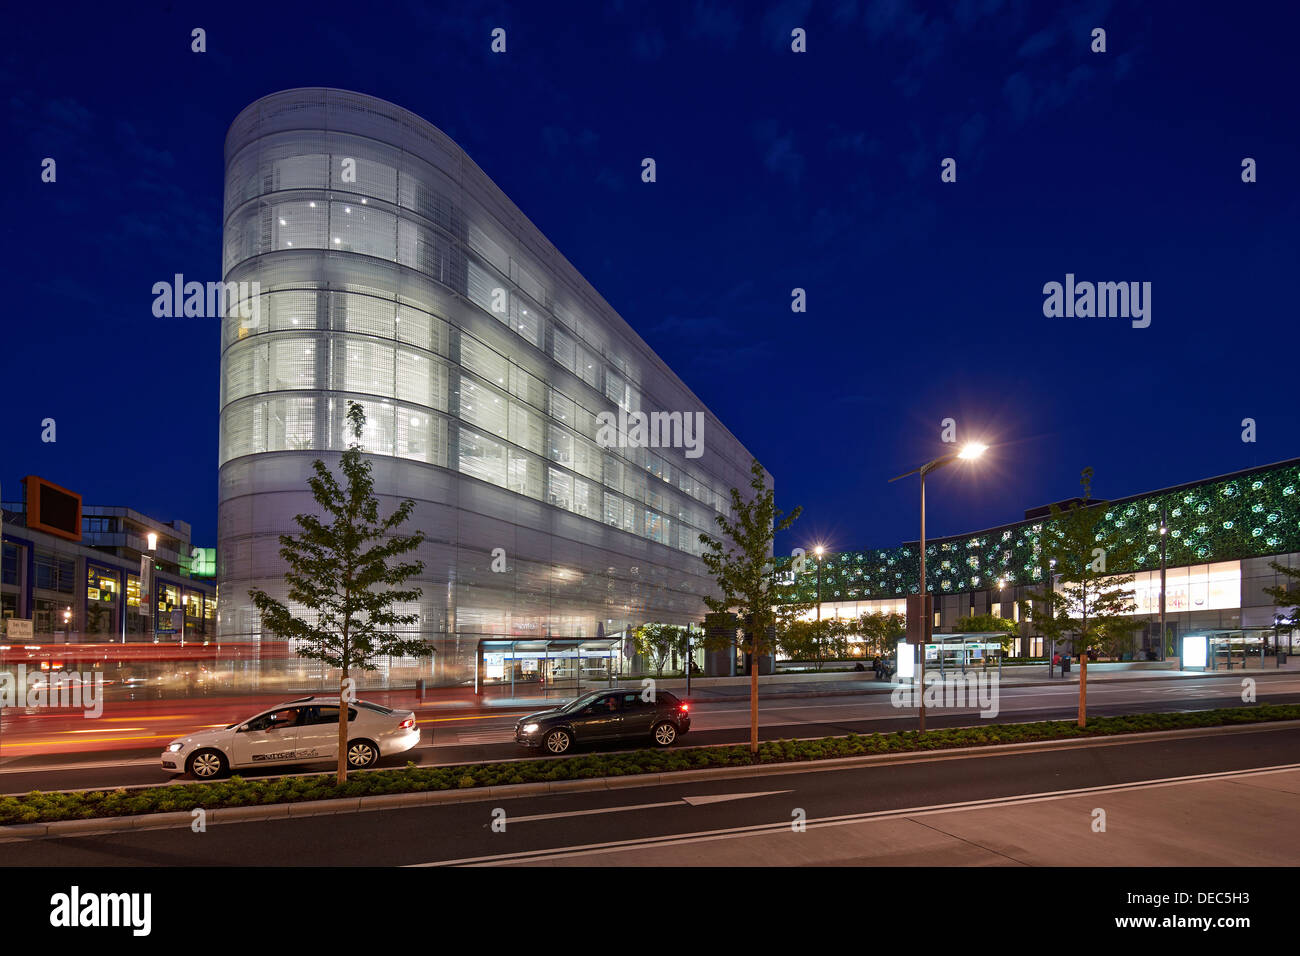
346, 739, 379, 769
187, 749, 228, 779
652, 721, 677, 747
545, 728, 572, 754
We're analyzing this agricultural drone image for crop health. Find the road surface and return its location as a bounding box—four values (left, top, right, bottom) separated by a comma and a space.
2, 671, 1296, 794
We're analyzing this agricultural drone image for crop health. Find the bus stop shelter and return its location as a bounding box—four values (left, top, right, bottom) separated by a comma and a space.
478, 637, 626, 698
1180, 627, 1280, 672
932, 632, 1011, 678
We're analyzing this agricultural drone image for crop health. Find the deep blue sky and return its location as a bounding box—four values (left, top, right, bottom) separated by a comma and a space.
3, 1, 1297, 558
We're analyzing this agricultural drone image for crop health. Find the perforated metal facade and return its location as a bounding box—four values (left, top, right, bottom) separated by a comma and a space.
774, 459, 1300, 606
218, 89, 761, 686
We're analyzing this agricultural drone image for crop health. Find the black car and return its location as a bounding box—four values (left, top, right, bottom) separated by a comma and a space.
515, 688, 691, 754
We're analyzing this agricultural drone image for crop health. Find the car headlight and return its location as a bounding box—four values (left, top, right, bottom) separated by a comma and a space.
167, 743, 185, 752
521, 723, 539, 733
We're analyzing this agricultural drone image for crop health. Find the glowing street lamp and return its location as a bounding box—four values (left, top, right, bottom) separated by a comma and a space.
812, 545, 827, 626
889, 441, 990, 732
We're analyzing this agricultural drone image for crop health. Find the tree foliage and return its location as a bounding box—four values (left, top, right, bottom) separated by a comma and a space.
633, 622, 690, 677
699, 458, 802, 752
1264, 561, 1300, 628
1018, 468, 1142, 727
856, 612, 908, 656
249, 401, 429, 782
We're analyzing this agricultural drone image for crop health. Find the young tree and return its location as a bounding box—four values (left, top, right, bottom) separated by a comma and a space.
1263, 561, 1300, 650
774, 611, 814, 663
1018, 468, 1142, 728
633, 622, 689, 677
700, 458, 802, 754
820, 617, 851, 665
858, 611, 907, 658
249, 402, 429, 783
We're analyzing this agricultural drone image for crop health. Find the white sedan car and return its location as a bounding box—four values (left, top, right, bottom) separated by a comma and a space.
161, 696, 420, 778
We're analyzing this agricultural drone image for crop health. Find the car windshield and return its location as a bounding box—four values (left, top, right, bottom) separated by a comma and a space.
558, 691, 604, 714
226, 710, 269, 730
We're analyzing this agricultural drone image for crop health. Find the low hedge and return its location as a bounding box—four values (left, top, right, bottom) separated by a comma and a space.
3, 704, 1297, 826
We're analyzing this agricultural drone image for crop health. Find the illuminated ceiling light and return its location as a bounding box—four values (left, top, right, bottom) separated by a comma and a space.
309, 201, 316, 207
278, 218, 286, 226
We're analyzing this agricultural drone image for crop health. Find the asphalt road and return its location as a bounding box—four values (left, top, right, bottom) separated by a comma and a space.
2, 672, 1298, 794
4, 723, 1298, 866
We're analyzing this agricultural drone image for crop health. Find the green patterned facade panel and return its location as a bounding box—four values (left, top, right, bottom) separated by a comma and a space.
774, 459, 1300, 605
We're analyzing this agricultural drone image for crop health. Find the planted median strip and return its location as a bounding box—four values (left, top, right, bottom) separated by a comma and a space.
4, 704, 1299, 827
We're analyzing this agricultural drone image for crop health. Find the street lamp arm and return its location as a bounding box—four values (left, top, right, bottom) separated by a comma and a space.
888, 453, 957, 484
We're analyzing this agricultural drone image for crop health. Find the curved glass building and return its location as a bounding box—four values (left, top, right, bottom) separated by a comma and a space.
218, 89, 761, 690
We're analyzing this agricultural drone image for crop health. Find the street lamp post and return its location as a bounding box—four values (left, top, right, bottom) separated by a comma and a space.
889, 442, 987, 733
1159, 507, 1168, 662
814, 545, 825, 665
1047, 557, 1057, 676
997, 576, 1011, 656
814, 546, 825, 624
143, 532, 158, 643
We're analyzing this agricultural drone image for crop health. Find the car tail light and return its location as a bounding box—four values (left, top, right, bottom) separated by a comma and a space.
679, 703, 689, 712
398, 717, 415, 730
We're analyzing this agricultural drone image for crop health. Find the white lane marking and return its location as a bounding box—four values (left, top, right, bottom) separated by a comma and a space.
0, 757, 159, 773
452, 732, 515, 745
504, 799, 683, 823
681, 790, 793, 807
488, 790, 793, 824
413, 763, 1300, 866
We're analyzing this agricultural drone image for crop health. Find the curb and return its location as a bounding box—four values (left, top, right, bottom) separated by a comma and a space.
3, 717, 1297, 843
686, 667, 1281, 702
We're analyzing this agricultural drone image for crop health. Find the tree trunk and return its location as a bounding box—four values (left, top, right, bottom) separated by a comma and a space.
750, 653, 759, 755
1078, 650, 1087, 728
337, 669, 349, 784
